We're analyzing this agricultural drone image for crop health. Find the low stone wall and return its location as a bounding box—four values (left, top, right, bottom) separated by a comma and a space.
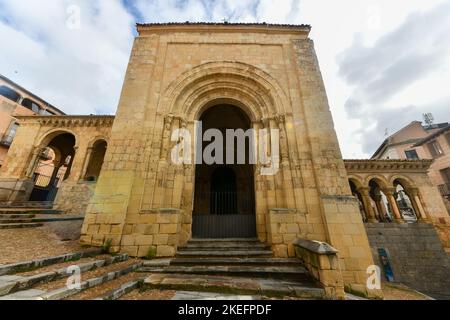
0, 178, 34, 202
366, 223, 450, 297
119, 209, 183, 258
293, 238, 345, 300
266, 209, 306, 258
54, 181, 96, 215
431, 217, 450, 252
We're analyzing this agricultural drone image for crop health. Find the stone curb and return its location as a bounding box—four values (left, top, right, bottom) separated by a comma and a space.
42, 263, 143, 300
0, 216, 84, 224
143, 274, 325, 299
0, 249, 102, 276
0, 253, 129, 296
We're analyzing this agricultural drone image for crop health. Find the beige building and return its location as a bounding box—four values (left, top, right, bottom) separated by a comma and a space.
372, 121, 450, 214
1, 23, 449, 298
0, 75, 65, 167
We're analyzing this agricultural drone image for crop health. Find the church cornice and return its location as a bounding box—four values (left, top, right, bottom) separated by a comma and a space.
15, 115, 115, 128
137, 22, 311, 36
344, 159, 433, 172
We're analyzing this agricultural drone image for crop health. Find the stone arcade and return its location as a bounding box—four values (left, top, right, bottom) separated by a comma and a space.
1, 23, 449, 298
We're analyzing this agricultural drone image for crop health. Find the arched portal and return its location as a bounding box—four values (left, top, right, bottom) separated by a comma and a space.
393, 179, 418, 222
192, 104, 256, 238
29, 132, 76, 202
349, 179, 367, 222
369, 179, 393, 223
84, 140, 107, 182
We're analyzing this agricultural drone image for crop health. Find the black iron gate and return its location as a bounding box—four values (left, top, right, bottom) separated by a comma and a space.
192, 214, 257, 238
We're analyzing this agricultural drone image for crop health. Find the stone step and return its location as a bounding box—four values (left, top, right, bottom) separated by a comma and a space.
189, 238, 260, 243
0, 209, 63, 215
93, 279, 143, 300
178, 246, 270, 252
179, 242, 269, 250
170, 257, 302, 266
176, 250, 273, 258
143, 273, 324, 299
0, 214, 36, 219
0, 254, 130, 296
0, 262, 142, 300
0, 216, 84, 224
0, 201, 53, 209
138, 265, 311, 280
0, 249, 102, 276
0, 223, 44, 229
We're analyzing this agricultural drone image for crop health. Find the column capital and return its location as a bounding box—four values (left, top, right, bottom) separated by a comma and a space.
409, 188, 420, 197
381, 187, 397, 195
357, 187, 370, 195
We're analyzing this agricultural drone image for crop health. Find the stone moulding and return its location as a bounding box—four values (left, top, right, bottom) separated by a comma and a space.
139, 208, 183, 215
269, 208, 298, 214
293, 238, 345, 300
14, 115, 115, 128
344, 159, 433, 172
293, 238, 339, 256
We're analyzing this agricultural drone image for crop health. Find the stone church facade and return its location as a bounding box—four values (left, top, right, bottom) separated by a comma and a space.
1, 23, 449, 298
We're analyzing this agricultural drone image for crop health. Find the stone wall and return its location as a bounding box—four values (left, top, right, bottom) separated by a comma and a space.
366, 223, 450, 297
53, 181, 96, 215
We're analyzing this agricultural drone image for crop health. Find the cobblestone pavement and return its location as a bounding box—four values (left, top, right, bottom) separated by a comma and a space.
0, 226, 85, 265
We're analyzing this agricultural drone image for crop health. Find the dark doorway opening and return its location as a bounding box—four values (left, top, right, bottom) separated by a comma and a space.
210, 167, 238, 215
192, 105, 256, 239
29, 133, 76, 202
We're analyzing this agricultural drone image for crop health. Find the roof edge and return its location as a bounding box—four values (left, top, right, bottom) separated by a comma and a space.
136, 22, 311, 35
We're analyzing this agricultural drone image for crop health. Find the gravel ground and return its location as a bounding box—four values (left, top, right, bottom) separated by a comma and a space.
382, 283, 433, 300
0, 226, 86, 265
120, 289, 177, 300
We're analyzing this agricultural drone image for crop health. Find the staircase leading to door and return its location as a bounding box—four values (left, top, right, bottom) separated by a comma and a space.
139, 238, 326, 299
0, 202, 83, 230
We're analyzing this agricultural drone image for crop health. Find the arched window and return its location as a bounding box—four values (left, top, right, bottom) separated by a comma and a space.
394, 181, 417, 222
369, 179, 394, 223
21, 98, 41, 113
84, 140, 107, 182
349, 180, 367, 222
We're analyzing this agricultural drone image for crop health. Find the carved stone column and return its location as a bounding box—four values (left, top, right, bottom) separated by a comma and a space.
409, 188, 429, 222
359, 187, 378, 223
383, 188, 404, 223
374, 194, 388, 222
79, 147, 94, 181
25, 147, 45, 179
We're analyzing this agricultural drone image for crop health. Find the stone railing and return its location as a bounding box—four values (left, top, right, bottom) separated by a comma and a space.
293, 238, 345, 300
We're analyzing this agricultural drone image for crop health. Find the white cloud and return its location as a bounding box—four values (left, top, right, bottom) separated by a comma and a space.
0, 0, 448, 159
0, 0, 135, 115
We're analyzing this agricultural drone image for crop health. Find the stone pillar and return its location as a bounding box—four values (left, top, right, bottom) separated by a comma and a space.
410, 189, 429, 222
383, 188, 404, 223
359, 188, 378, 223
79, 147, 94, 181
374, 195, 388, 222
25, 147, 45, 178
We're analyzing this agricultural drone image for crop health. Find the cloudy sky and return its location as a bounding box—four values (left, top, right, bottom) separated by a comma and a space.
0, 0, 449, 158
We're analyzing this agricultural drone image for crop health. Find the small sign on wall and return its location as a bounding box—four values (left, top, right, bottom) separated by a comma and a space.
378, 248, 394, 282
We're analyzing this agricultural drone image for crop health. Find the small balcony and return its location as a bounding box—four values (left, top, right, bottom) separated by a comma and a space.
438, 183, 450, 199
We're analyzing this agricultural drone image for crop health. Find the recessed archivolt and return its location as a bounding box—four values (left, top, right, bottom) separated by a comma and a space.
185, 83, 270, 121
162, 61, 290, 120
36, 128, 79, 149
348, 175, 365, 189
389, 175, 416, 189
365, 175, 390, 189
87, 136, 109, 149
